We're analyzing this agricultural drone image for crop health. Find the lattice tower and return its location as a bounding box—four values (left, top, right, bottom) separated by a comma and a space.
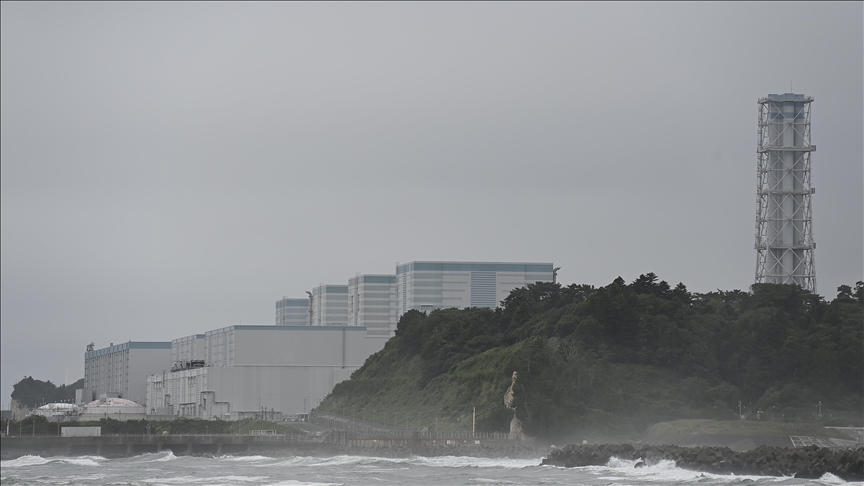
755, 93, 816, 292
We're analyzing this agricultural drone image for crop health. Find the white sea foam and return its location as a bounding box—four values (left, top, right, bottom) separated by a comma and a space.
61, 456, 105, 467
0, 455, 104, 468
260, 454, 538, 470
8, 450, 843, 486
140, 474, 269, 484
817, 472, 848, 484
596, 456, 787, 483
152, 450, 178, 462
409, 456, 540, 469
217, 454, 273, 462
606, 457, 641, 469
1, 455, 52, 468
65, 473, 108, 481
267, 481, 344, 486
263, 455, 363, 468
265, 455, 404, 469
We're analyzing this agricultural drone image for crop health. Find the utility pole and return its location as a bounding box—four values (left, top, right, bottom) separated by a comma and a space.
472, 407, 475, 437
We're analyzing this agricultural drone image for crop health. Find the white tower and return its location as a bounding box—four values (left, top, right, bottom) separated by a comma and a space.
755, 93, 816, 292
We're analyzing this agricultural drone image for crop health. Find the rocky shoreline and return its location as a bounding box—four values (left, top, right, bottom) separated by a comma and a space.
542, 443, 864, 481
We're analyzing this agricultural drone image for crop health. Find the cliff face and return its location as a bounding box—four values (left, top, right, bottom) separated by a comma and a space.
542, 443, 864, 481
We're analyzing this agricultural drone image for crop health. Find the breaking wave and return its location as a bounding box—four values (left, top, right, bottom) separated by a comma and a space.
1, 455, 104, 468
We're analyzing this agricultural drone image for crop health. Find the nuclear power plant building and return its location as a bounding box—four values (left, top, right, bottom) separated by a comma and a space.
396, 261, 555, 317
348, 274, 398, 338
146, 325, 386, 418
90, 260, 558, 420
82, 341, 172, 406
276, 298, 310, 326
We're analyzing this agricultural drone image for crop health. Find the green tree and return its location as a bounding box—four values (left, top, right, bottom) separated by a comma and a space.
11, 377, 84, 408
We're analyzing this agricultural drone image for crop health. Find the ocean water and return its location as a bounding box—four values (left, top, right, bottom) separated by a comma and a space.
0, 452, 851, 486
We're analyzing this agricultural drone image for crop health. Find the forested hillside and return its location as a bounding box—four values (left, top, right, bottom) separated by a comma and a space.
11, 377, 85, 408
319, 277, 863, 441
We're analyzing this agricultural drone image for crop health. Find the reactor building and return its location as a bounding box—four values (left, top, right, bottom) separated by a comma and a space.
755, 93, 816, 292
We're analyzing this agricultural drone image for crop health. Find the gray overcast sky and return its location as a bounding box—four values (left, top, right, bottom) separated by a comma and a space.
2, 2, 862, 403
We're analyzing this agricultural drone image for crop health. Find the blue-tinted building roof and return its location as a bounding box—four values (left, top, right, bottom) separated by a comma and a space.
397, 261, 553, 274
85, 341, 171, 359
205, 325, 367, 335
276, 298, 310, 308
362, 275, 396, 284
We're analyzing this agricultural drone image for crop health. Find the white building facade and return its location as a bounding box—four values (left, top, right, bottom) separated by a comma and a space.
171, 334, 205, 369
84, 342, 172, 406
310, 284, 349, 326
147, 326, 387, 418
395, 261, 555, 317
348, 274, 398, 337
276, 297, 311, 326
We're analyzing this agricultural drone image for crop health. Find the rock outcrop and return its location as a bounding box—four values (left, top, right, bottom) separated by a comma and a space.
541, 443, 864, 481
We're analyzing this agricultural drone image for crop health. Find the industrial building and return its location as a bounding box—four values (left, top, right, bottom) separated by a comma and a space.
348, 274, 398, 337
275, 297, 310, 326
395, 261, 555, 317
171, 334, 205, 370
80, 259, 557, 420
278, 261, 557, 328
310, 284, 350, 326
146, 325, 386, 418
755, 93, 817, 292
82, 341, 172, 406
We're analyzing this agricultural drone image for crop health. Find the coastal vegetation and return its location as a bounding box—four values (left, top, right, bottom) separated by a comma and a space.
10, 377, 85, 408
318, 277, 863, 441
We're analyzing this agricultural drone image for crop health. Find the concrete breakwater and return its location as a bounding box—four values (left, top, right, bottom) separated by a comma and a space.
541, 443, 864, 481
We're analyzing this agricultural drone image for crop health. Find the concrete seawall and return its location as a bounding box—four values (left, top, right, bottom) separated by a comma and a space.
0, 435, 319, 460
